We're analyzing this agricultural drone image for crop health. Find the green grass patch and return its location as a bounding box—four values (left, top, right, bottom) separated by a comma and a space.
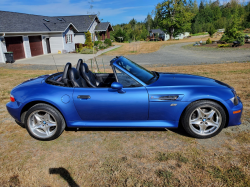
191, 32, 208, 36
155, 169, 173, 179
156, 152, 188, 163
208, 166, 250, 186
182, 44, 250, 51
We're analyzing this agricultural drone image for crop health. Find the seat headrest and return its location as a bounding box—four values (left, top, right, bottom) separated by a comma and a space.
69, 68, 80, 80
62, 62, 71, 79
83, 63, 89, 73
76, 59, 83, 72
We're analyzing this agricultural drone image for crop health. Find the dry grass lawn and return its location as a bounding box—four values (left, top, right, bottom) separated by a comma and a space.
105, 35, 216, 56
0, 62, 250, 186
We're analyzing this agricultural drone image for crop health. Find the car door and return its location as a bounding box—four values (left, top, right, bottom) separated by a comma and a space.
72, 69, 148, 121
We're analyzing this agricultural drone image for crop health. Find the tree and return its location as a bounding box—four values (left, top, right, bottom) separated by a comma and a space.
114, 28, 127, 42
145, 14, 154, 31
207, 23, 216, 37
192, 0, 199, 14
199, 1, 205, 11
128, 18, 138, 41
211, 1, 222, 21
84, 31, 93, 49
156, 0, 194, 39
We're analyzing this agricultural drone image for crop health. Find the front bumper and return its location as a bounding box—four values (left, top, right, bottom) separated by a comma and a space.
226, 96, 243, 127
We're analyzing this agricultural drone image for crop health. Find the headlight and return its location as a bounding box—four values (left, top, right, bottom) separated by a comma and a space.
230, 90, 239, 105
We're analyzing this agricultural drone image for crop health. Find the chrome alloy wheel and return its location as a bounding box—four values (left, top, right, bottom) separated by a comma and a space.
189, 105, 222, 136
27, 110, 57, 138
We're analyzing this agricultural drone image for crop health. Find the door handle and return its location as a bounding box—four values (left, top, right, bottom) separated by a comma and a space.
77, 95, 91, 99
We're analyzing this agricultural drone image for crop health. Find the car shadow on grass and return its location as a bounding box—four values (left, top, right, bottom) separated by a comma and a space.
49, 167, 80, 187
65, 127, 192, 137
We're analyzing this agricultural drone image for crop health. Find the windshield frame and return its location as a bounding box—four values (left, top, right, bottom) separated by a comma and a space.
113, 57, 158, 85
112, 64, 147, 86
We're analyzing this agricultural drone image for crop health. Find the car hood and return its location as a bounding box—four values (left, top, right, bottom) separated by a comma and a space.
148, 72, 233, 89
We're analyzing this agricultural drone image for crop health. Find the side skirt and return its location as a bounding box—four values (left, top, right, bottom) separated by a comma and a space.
66, 120, 179, 128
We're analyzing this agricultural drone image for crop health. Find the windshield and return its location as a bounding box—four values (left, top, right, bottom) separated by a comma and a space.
115, 57, 155, 84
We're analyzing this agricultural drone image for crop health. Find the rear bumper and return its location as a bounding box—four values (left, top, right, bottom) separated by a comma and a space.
6, 101, 22, 122
226, 97, 243, 127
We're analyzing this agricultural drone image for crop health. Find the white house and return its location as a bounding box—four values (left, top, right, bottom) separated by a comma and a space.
149, 29, 190, 41
0, 11, 113, 63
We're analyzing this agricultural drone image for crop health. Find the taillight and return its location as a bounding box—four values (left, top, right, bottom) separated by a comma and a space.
10, 94, 15, 102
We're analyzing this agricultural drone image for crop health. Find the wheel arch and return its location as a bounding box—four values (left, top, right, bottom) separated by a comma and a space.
179, 99, 229, 128
20, 100, 67, 126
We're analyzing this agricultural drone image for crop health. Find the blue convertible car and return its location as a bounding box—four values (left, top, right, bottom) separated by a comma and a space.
6, 56, 243, 141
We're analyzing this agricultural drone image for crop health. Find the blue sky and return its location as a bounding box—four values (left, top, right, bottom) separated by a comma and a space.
0, 0, 165, 25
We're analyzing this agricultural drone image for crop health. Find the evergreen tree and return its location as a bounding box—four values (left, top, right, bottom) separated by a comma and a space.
84, 31, 93, 49
145, 14, 154, 31
199, 1, 205, 11
114, 28, 127, 42
193, 0, 199, 14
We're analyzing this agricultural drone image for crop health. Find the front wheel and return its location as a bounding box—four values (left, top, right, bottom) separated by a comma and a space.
181, 100, 226, 139
25, 103, 66, 141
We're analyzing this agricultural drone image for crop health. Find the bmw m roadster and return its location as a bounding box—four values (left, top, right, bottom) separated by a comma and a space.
6, 56, 243, 141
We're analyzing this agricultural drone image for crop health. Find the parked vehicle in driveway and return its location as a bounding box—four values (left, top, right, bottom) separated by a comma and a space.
6, 56, 243, 141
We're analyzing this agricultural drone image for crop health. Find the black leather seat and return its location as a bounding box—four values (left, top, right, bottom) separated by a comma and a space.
76, 59, 83, 72
76, 59, 103, 87
62, 62, 72, 87
69, 68, 88, 87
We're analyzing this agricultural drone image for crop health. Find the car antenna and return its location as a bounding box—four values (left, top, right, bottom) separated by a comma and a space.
52, 54, 59, 72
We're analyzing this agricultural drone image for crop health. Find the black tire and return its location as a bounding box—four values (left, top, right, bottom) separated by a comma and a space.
24, 103, 66, 141
181, 100, 226, 139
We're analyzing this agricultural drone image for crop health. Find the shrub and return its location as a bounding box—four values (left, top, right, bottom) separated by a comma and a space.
80, 47, 97, 54
94, 41, 102, 46
104, 38, 112, 46
206, 38, 212, 44
220, 34, 235, 43
237, 34, 245, 46
218, 44, 230, 47
99, 43, 108, 50
78, 43, 83, 52
84, 31, 93, 49
207, 24, 216, 37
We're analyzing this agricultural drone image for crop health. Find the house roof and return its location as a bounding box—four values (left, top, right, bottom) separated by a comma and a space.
150, 29, 165, 34
44, 22, 79, 32
95, 22, 113, 31
0, 11, 98, 33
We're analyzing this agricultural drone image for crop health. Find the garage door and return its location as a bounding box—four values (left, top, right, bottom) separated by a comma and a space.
5, 36, 25, 60
29, 36, 43, 56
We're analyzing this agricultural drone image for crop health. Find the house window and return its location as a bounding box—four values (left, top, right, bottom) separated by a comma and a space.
65, 34, 73, 44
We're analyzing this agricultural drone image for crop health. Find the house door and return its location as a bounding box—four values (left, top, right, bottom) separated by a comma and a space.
29, 36, 43, 56
5, 36, 25, 60
46, 38, 51, 53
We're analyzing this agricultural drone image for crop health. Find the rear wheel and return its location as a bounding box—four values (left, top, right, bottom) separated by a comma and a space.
25, 103, 66, 141
181, 100, 226, 139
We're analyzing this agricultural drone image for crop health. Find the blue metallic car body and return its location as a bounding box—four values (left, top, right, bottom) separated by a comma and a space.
6, 56, 243, 130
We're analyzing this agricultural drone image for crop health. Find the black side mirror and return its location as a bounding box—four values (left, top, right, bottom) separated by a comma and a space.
111, 82, 125, 93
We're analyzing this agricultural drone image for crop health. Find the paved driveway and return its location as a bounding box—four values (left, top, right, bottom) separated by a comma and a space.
96, 42, 250, 66
13, 45, 121, 66
2, 42, 249, 70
